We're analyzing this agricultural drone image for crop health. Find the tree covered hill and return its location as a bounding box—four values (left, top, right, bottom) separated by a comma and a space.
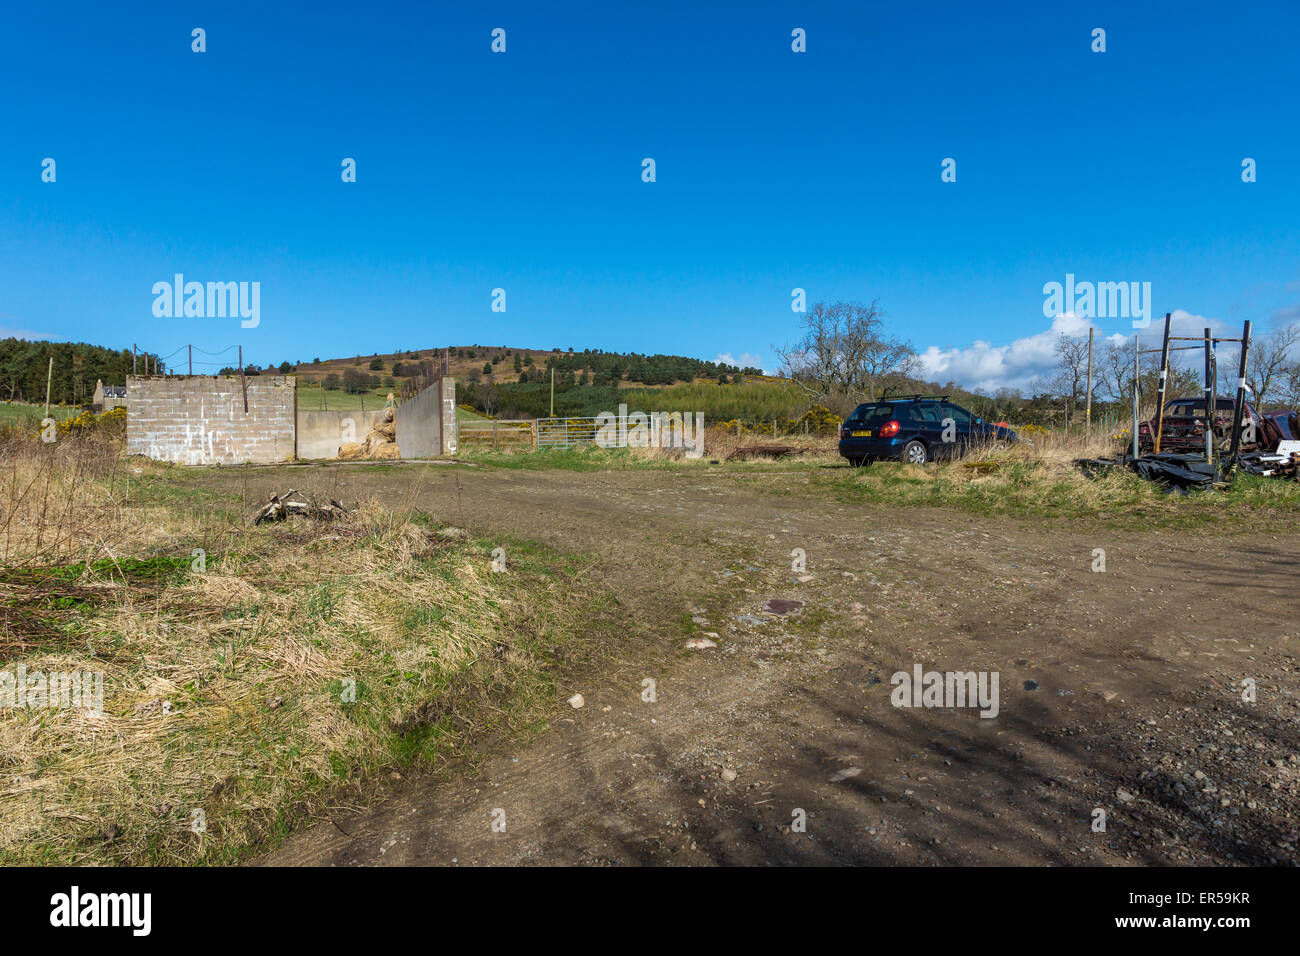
0, 338, 160, 405
284, 345, 762, 390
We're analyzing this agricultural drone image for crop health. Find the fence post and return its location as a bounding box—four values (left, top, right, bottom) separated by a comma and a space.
1085, 326, 1093, 433
1153, 312, 1172, 453
1131, 334, 1140, 460
1227, 320, 1252, 469
1203, 327, 1214, 464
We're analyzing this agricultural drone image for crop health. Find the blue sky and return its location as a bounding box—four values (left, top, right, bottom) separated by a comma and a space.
2, 0, 1297, 391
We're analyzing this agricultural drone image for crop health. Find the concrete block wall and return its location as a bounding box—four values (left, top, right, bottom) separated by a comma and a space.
126, 375, 296, 465
296, 409, 383, 460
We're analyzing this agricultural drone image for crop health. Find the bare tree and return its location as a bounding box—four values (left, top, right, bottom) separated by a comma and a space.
775, 300, 917, 413
1098, 337, 1199, 413
1278, 360, 1300, 408
1051, 334, 1090, 425
1098, 339, 1134, 405
1246, 326, 1300, 409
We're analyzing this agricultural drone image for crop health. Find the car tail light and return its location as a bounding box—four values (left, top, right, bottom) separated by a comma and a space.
840, 425, 848, 439
880, 420, 900, 437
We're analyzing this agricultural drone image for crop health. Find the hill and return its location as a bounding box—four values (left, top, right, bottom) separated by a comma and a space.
273, 345, 764, 413
0, 338, 161, 406
278, 345, 760, 389
4, 337, 1072, 427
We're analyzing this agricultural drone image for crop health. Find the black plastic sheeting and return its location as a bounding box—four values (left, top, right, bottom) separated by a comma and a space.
1076, 453, 1219, 490
1076, 451, 1298, 490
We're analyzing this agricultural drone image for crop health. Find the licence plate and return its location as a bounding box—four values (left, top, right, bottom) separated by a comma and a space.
851, 430, 872, 437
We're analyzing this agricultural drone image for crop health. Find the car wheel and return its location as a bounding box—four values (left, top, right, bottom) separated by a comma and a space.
902, 440, 928, 465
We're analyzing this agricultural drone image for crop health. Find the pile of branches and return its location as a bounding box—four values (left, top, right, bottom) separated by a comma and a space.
252, 489, 349, 525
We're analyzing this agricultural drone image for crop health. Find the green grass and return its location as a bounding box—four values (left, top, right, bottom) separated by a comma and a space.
121, 471, 244, 510
294, 382, 396, 412
0, 402, 77, 427
633, 380, 809, 421
0, 554, 197, 586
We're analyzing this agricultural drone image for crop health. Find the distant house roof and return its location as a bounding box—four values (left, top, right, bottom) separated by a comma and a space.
102, 386, 126, 397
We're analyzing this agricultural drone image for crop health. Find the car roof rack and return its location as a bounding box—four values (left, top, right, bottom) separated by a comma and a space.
889, 394, 949, 402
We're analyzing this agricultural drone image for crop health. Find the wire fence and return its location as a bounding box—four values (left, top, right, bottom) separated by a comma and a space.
458, 419, 536, 448
718, 418, 841, 439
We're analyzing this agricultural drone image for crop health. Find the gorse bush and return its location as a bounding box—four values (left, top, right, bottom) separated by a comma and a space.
57, 406, 126, 435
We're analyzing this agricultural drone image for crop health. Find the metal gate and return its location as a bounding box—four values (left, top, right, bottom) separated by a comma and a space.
536, 417, 600, 449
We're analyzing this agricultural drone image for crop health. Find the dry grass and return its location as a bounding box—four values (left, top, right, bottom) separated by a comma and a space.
967, 427, 1119, 468
629, 424, 1117, 469
825, 428, 1300, 527
0, 432, 591, 865
1, 430, 139, 566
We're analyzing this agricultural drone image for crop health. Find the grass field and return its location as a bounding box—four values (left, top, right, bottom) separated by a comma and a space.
0, 403, 77, 428
0, 432, 626, 865
293, 381, 396, 412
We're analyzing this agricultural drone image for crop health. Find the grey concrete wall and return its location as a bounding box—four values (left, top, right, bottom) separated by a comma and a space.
126, 375, 296, 465
441, 378, 458, 455
394, 382, 441, 458
394, 377, 456, 458
296, 409, 382, 459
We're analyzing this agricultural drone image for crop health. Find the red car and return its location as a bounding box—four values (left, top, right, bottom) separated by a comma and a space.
1268, 409, 1299, 441
1138, 397, 1282, 454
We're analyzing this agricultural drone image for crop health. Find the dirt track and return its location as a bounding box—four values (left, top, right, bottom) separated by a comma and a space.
205, 462, 1300, 866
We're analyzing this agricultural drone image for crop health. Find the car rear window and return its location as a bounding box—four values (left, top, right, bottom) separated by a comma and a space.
1169, 400, 1238, 416
857, 405, 894, 426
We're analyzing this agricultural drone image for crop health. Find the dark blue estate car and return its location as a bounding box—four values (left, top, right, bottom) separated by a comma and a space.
838, 396, 1017, 466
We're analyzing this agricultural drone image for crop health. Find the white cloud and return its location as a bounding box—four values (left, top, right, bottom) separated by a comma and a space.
916, 310, 1229, 394
0, 325, 52, 341
1271, 302, 1300, 326
715, 351, 764, 371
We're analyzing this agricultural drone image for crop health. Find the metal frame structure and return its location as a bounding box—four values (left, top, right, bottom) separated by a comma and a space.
1140, 312, 1253, 474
